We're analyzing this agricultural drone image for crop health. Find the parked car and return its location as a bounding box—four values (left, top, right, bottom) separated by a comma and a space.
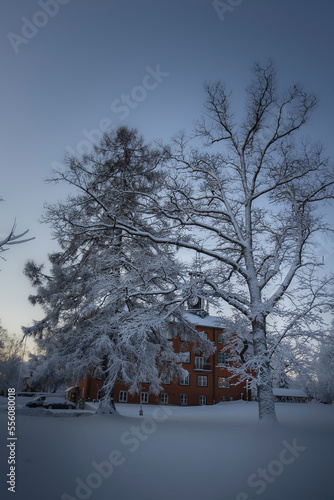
25, 395, 47, 408
43, 397, 76, 410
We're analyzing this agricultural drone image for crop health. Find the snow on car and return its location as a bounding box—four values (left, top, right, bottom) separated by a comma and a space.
43, 397, 76, 410
25, 395, 47, 408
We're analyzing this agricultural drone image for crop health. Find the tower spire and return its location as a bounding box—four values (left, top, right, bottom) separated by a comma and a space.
187, 253, 208, 317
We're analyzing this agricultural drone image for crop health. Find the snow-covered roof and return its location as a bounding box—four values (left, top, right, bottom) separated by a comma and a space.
183, 312, 225, 328
273, 388, 308, 398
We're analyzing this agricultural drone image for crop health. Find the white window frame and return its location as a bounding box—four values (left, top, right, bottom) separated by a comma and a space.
178, 352, 191, 363
195, 356, 204, 369
217, 333, 229, 344
180, 330, 191, 341
218, 376, 230, 388
197, 375, 208, 387
199, 395, 207, 406
179, 373, 190, 386
160, 393, 169, 405
218, 351, 230, 365
119, 391, 128, 402
180, 394, 188, 405
141, 392, 149, 404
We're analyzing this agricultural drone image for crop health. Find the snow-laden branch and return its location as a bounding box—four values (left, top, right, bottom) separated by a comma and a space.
0, 219, 35, 254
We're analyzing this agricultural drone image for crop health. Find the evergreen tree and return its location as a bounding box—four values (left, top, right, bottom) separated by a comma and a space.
24, 127, 211, 413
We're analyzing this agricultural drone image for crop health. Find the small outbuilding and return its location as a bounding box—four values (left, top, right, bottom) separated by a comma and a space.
273, 388, 308, 403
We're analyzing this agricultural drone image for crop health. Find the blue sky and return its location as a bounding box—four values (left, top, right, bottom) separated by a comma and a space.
1, 0, 334, 341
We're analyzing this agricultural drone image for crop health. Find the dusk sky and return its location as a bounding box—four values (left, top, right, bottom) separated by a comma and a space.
1, 0, 334, 344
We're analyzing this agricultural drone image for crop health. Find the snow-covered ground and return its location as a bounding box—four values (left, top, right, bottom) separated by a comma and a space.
1, 397, 333, 500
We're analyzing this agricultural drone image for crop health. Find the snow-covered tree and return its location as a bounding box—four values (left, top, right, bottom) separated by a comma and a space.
316, 323, 334, 403
23, 127, 212, 413
109, 63, 334, 420
0, 322, 23, 394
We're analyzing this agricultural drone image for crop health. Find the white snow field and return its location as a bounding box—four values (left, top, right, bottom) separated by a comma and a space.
1, 398, 333, 500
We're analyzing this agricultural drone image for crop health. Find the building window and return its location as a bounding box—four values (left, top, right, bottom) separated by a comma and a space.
197, 375, 208, 387
195, 356, 204, 370
180, 330, 191, 341
179, 374, 190, 386
218, 351, 230, 365
199, 395, 207, 406
119, 391, 128, 403
162, 327, 173, 340
218, 377, 230, 388
160, 373, 171, 385
217, 333, 229, 344
178, 352, 191, 363
141, 392, 148, 404
160, 393, 169, 404
180, 394, 188, 405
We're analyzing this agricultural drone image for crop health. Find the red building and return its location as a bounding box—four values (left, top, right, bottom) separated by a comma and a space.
72, 304, 251, 407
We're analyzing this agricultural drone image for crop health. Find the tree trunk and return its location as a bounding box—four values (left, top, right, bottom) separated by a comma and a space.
252, 318, 277, 422
97, 356, 118, 414
97, 385, 117, 414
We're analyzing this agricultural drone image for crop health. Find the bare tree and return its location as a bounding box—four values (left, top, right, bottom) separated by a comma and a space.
110, 62, 334, 420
